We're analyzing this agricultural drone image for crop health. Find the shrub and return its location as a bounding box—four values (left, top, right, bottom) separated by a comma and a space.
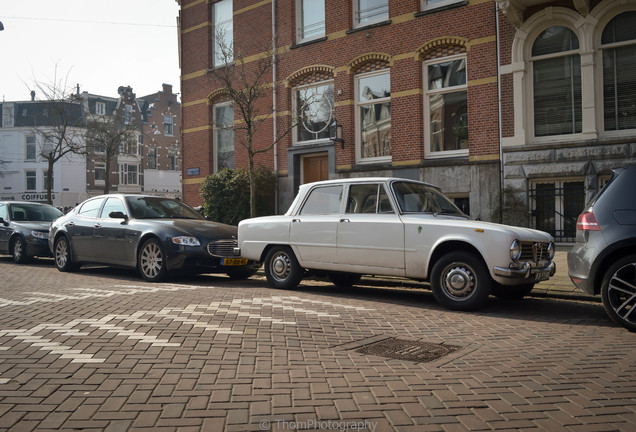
200, 168, 275, 225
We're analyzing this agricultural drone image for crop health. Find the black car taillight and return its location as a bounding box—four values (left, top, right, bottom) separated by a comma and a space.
576, 211, 601, 231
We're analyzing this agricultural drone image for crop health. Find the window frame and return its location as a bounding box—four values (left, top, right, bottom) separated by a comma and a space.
598, 11, 636, 136
423, 54, 469, 158
94, 162, 106, 185
292, 80, 335, 146
212, 101, 235, 173
119, 163, 139, 186
353, 0, 389, 29
95, 102, 106, 116
163, 116, 174, 136
25, 135, 37, 161
212, 0, 234, 68
355, 69, 392, 164
25, 171, 37, 191
421, 0, 465, 13
147, 147, 157, 170
296, 0, 325, 44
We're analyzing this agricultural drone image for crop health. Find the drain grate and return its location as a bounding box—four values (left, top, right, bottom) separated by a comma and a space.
355, 337, 460, 363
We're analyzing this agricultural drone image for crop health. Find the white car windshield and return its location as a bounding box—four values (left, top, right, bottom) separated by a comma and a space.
392, 181, 465, 216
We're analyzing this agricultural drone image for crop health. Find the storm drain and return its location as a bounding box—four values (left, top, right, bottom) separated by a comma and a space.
355, 337, 460, 363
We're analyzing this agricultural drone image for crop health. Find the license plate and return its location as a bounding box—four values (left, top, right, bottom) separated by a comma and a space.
534, 270, 550, 282
221, 258, 248, 266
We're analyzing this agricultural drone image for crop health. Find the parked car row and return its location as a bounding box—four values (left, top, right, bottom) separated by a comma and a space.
1, 168, 634, 331
1, 196, 259, 282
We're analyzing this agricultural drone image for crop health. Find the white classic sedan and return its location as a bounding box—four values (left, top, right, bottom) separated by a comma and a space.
236, 178, 556, 311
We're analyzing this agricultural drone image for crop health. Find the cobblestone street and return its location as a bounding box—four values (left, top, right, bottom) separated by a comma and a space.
0, 255, 634, 431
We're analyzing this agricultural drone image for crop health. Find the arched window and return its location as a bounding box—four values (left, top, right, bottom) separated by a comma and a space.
531, 26, 582, 137
601, 11, 636, 131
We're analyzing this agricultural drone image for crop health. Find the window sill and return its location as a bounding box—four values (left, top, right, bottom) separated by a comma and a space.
346, 20, 392, 35
415, 1, 468, 17
290, 36, 328, 50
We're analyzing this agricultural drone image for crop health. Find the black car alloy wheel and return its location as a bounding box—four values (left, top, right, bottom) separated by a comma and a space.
11, 236, 28, 264
54, 235, 77, 272
138, 238, 167, 282
601, 255, 636, 332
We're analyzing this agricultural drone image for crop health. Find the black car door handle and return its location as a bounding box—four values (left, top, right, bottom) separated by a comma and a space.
339, 218, 350, 223
94, 223, 102, 228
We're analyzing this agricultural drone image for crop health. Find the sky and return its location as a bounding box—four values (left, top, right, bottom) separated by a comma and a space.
0, 0, 181, 102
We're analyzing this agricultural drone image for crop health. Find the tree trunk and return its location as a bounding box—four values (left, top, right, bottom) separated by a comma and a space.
104, 155, 112, 195
248, 150, 256, 218
46, 159, 54, 205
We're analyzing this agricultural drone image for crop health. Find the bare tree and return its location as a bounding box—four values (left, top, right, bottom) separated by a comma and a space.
208, 30, 302, 217
84, 109, 140, 195
28, 68, 85, 204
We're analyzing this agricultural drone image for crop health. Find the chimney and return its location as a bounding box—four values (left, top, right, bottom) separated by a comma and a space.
30, 91, 36, 101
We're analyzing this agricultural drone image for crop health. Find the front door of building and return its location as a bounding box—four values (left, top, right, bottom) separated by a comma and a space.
302, 154, 328, 184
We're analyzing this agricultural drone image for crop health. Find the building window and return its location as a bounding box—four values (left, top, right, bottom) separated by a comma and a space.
119, 164, 139, 185
421, 0, 464, 12
354, 0, 389, 27
294, 81, 334, 144
212, 0, 233, 67
213, 102, 234, 172
147, 148, 157, 169
26, 135, 36, 160
43, 170, 53, 190
26, 171, 36, 191
163, 116, 174, 136
532, 26, 581, 137
43, 135, 55, 158
356, 70, 391, 161
95, 163, 106, 184
297, 0, 325, 42
425, 56, 468, 155
2, 105, 14, 128
96, 102, 106, 115
168, 151, 178, 170
123, 104, 133, 124
120, 137, 138, 156
602, 11, 636, 132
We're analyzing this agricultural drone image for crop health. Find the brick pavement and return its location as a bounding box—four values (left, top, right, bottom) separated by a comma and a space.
0, 256, 634, 432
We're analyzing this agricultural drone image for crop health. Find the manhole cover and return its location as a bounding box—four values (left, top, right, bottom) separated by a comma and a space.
355, 337, 460, 363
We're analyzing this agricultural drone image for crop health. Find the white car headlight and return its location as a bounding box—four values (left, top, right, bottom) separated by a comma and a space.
31, 231, 48, 240
547, 241, 555, 260
172, 236, 201, 246
510, 239, 522, 261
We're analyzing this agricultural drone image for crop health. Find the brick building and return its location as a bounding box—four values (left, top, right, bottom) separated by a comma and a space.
178, 0, 501, 220
177, 0, 636, 238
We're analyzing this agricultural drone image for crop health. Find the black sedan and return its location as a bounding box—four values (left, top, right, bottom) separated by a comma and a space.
0, 201, 64, 263
48, 194, 258, 282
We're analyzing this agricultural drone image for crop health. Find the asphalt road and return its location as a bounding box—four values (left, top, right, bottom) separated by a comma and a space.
0, 257, 634, 431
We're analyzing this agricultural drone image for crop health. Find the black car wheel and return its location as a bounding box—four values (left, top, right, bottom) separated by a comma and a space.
264, 246, 303, 289
328, 272, 362, 287
11, 236, 29, 264
601, 255, 636, 332
54, 235, 78, 272
138, 238, 167, 282
491, 282, 534, 300
431, 251, 492, 311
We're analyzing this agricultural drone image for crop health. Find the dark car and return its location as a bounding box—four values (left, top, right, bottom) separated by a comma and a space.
48, 194, 259, 282
568, 164, 636, 331
0, 201, 64, 263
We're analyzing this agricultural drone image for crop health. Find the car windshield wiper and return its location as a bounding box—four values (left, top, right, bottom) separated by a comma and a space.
434, 210, 467, 218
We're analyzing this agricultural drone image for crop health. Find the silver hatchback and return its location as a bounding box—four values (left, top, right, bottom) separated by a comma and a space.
568, 164, 636, 331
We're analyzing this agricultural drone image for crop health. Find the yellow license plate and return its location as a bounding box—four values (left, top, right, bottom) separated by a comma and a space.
221, 258, 248, 266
